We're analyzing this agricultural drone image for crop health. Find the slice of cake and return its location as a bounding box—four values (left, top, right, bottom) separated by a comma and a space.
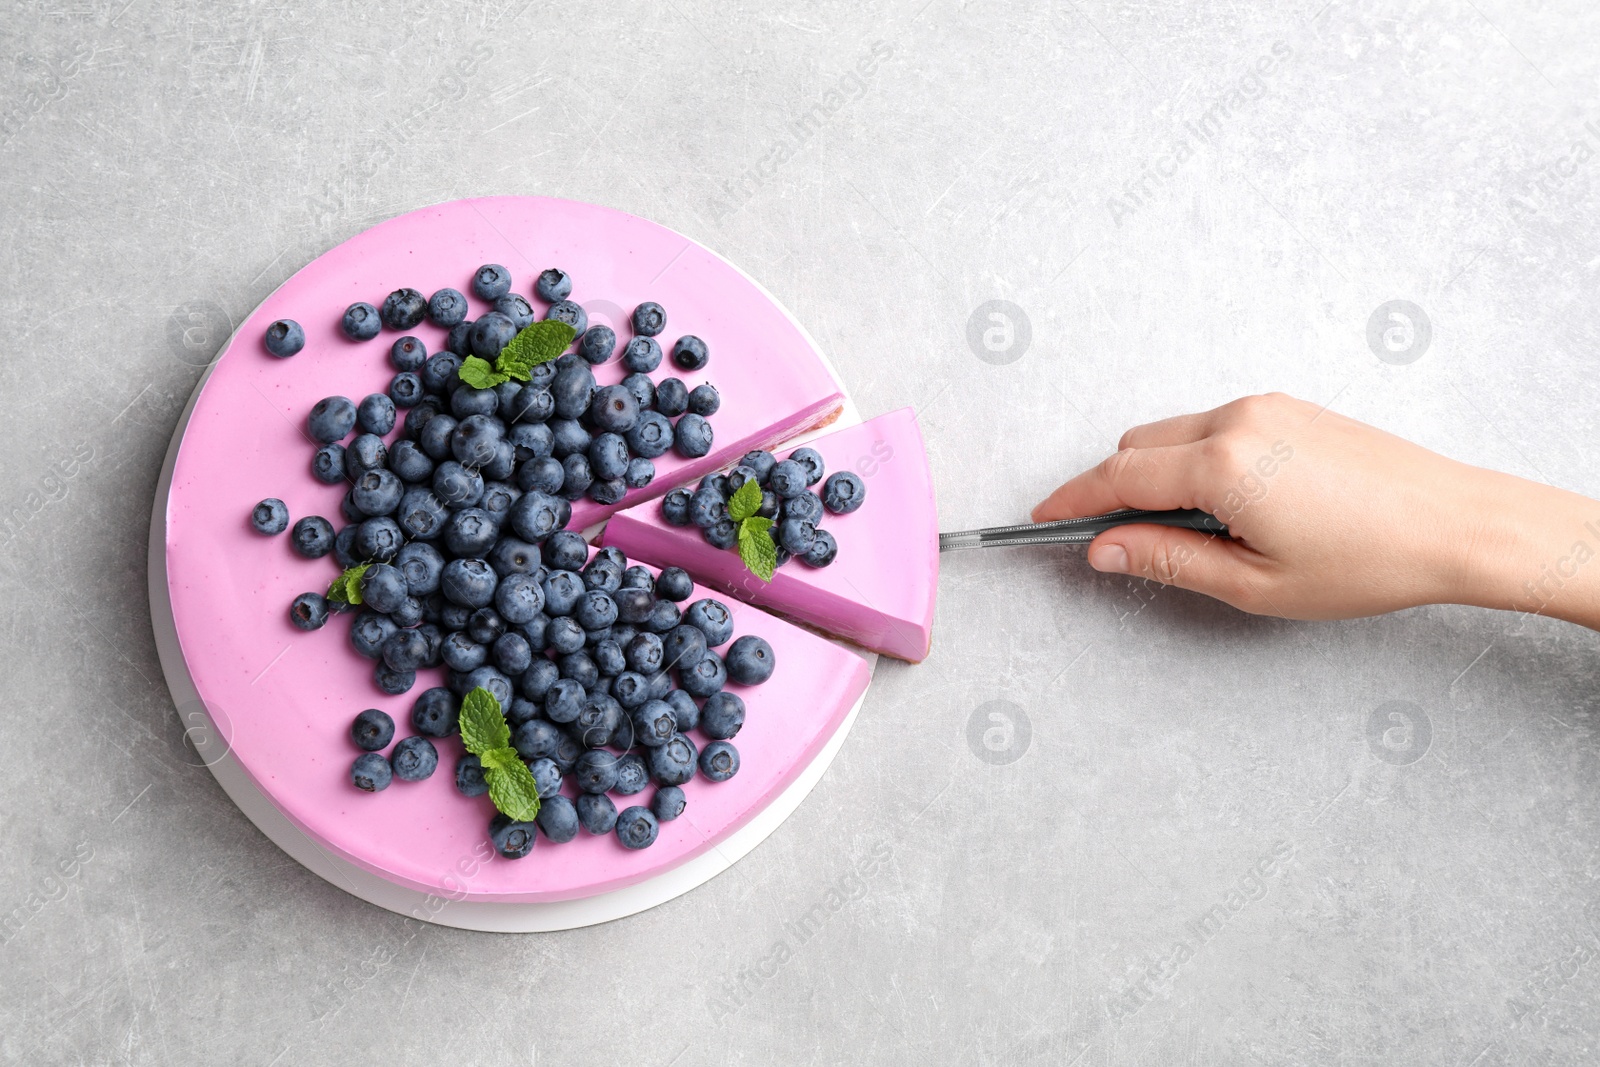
601, 408, 937, 662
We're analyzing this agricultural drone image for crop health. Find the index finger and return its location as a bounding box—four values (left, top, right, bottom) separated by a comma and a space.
1031, 443, 1213, 522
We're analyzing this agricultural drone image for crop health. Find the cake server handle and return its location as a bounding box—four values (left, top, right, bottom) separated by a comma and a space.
938, 508, 1229, 551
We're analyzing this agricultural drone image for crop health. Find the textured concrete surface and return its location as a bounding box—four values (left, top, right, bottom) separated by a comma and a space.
4, 1, 1600, 1063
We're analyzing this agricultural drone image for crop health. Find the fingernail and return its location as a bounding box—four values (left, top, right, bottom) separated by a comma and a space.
1088, 544, 1129, 574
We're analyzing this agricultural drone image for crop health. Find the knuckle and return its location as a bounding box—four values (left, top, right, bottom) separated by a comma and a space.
1102, 447, 1140, 487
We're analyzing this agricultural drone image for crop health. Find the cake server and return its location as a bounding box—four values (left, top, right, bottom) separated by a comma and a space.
938, 508, 1229, 551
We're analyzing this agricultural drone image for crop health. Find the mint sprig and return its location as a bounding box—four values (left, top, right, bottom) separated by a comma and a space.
727, 479, 778, 581
458, 686, 540, 822
327, 562, 371, 605
458, 320, 578, 391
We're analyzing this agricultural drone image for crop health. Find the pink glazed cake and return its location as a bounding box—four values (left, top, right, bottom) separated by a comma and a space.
160, 197, 880, 902
602, 409, 938, 662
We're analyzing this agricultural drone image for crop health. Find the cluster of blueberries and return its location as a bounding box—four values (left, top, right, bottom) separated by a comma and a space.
338, 540, 771, 857
262, 262, 719, 510
252, 263, 770, 855
662, 443, 867, 569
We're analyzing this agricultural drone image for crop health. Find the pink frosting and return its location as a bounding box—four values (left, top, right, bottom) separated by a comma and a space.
601, 408, 937, 662
163, 197, 870, 902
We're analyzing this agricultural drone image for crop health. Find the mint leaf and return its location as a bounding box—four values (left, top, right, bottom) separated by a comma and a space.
327, 562, 371, 605
496, 320, 576, 381
458, 356, 508, 390
484, 747, 541, 822
737, 516, 777, 582
459, 687, 511, 755
727, 478, 763, 524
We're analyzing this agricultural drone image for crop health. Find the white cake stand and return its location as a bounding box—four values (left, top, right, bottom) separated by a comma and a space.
147, 215, 872, 931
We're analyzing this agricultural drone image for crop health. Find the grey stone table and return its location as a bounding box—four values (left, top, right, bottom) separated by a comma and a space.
3, 1, 1598, 1063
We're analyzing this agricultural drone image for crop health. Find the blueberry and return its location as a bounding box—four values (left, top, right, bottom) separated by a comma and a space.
439, 632, 486, 672
492, 572, 545, 625
623, 300, 667, 337
389, 373, 424, 409
542, 569, 587, 617
777, 517, 816, 555
612, 587, 655, 626
574, 590, 619, 632
466, 607, 507, 645
671, 335, 708, 370
352, 468, 404, 517
551, 361, 596, 420
647, 567, 690, 604
703, 519, 737, 550
453, 753, 488, 798
613, 339, 660, 381
786, 490, 823, 525
451, 384, 500, 419
489, 813, 537, 859
445, 319, 475, 356
333, 525, 360, 568
289, 592, 329, 631
560, 455, 594, 500
440, 558, 497, 608
389, 596, 425, 629
608, 671, 648, 710
689, 486, 728, 529
385, 440, 432, 485
685, 598, 734, 645
661, 488, 693, 526
251, 498, 289, 535
663, 690, 699, 733
700, 691, 746, 739
739, 450, 777, 484
352, 752, 392, 792
687, 383, 720, 416
459, 666, 514, 708
380, 288, 427, 331
509, 490, 564, 543
651, 786, 687, 822
819, 471, 866, 515
442, 508, 498, 558
592, 639, 625, 677
391, 736, 438, 781
699, 740, 739, 782
674, 413, 714, 458
545, 678, 586, 723
769, 460, 808, 498
655, 377, 689, 417
699, 473, 731, 498
493, 632, 533, 675
548, 418, 592, 461
471, 312, 518, 359
263, 319, 304, 358
588, 384, 640, 434
624, 632, 665, 674
662, 624, 708, 671
360, 562, 407, 613
577, 324, 615, 365
309, 396, 357, 443
512, 719, 563, 762
396, 488, 450, 541
374, 662, 415, 695
538, 530, 585, 573
421, 351, 464, 395
615, 457, 652, 491
341, 302, 381, 341
680, 650, 727, 698
472, 263, 512, 302
583, 437, 626, 486
419, 413, 459, 461
401, 689, 455, 741
600, 754, 642, 797
309, 444, 345, 487
544, 299, 587, 339
617, 563, 651, 590
801, 529, 838, 567
573, 749, 620, 794
509, 423, 555, 465
534, 268, 572, 302
614, 805, 659, 849
428, 288, 468, 327
630, 700, 677, 747
494, 293, 535, 330
576, 793, 618, 835
432, 461, 484, 508
350, 708, 394, 752
452, 413, 503, 467
547, 617, 586, 657
535, 795, 578, 843
519, 612, 551, 652
345, 433, 389, 479
523, 757, 560, 799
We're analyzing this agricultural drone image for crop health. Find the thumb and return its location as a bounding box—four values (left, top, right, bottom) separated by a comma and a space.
1086, 526, 1258, 608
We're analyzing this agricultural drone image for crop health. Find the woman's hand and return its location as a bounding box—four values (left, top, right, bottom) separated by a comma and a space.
1032, 393, 1600, 627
